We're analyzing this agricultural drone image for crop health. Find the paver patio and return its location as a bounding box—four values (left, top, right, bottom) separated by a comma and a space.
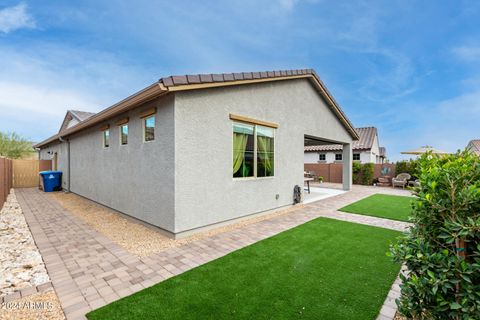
15, 185, 411, 320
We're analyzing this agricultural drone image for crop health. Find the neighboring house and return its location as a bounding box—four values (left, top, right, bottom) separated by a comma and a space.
35, 69, 359, 238
466, 139, 480, 156
304, 127, 386, 164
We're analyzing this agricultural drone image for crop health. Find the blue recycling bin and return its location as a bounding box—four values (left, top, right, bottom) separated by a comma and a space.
39, 171, 62, 192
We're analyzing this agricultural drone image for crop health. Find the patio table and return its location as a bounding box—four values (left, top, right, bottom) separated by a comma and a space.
304, 177, 314, 194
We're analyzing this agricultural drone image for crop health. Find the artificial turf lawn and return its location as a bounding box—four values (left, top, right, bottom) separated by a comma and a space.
87, 218, 400, 320
339, 194, 413, 222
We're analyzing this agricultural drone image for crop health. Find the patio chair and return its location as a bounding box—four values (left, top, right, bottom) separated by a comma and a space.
392, 173, 411, 189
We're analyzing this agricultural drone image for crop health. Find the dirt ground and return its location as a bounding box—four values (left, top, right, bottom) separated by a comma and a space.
49, 192, 301, 257
0, 289, 65, 320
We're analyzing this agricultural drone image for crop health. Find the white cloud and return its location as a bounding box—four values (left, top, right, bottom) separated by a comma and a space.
278, 0, 299, 11
0, 3, 35, 33
452, 45, 480, 61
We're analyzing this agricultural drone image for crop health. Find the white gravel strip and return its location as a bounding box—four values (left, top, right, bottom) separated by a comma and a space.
0, 190, 50, 298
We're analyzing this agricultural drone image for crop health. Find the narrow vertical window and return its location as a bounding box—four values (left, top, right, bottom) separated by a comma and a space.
256, 125, 274, 177
103, 129, 110, 148
233, 123, 254, 178
120, 124, 128, 145
144, 115, 155, 142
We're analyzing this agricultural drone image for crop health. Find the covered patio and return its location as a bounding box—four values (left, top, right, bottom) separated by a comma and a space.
304, 135, 352, 197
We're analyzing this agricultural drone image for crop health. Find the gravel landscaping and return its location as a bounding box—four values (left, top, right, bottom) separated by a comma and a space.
49, 191, 302, 257
0, 190, 50, 298
0, 288, 65, 320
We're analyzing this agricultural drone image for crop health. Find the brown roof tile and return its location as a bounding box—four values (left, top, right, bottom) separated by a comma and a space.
305, 127, 378, 152
187, 75, 201, 84
223, 73, 234, 81
212, 74, 224, 82
199, 74, 213, 83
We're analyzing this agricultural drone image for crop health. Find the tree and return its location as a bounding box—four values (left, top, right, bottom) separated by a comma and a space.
0, 132, 35, 159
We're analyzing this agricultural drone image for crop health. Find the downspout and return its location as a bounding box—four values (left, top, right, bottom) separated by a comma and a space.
58, 136, 71, 193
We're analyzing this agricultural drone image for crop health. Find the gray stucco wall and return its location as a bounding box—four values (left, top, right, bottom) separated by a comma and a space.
39, 141, 69, 189
173, 78, 353, 233
41, 94, 176, 232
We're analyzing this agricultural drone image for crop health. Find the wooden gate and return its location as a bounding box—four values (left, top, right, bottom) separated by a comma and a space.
12, 159, 52, 188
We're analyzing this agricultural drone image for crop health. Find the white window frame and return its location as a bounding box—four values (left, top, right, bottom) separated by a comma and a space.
143, 115, 155, 143
232, 121, 275, 180
318, 153, 326, 161
120, 124, 128, 146
335, 153, 342, 161
353, 153, 360, 161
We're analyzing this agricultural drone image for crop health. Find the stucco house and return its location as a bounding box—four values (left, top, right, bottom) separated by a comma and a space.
467, 139, 480, 156
304, 126, 386, 164
35, 69, 359, 238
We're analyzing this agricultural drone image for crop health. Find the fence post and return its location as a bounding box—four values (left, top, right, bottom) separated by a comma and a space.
0, 158, 5, 209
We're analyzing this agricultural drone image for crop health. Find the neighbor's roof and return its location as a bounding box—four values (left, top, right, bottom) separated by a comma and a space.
58, 109, 96, 133
34, 68, 359, 148
467, 139, 480, 155
304, 127, 378, 152
70, 110, 96, 121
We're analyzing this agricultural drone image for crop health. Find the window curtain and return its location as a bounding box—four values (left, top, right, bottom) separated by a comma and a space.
233, 132, 248, 175
257, 135, 273, 175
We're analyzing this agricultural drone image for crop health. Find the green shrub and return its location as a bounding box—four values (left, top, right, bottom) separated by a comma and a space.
389, 150, 480, 319
352, 162, 362, 184
361, 163, 374, 185
352, 162, 374, 185
395, 159, 419, 179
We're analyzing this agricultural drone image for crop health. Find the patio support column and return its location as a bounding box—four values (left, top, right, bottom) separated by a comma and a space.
342, 143, 352, 191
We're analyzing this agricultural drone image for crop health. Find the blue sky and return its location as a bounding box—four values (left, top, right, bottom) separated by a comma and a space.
0, 1, 479, 161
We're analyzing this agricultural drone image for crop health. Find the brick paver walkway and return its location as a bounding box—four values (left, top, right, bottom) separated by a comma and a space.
16, 186, 411, 319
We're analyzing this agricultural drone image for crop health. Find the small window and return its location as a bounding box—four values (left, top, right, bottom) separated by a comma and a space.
120, 124, 128, 145
335, 153, 342, 161
144, 115, 155, 142
103, 129, 110, 148
353, 153, 360, 161
319, 154, 326, 161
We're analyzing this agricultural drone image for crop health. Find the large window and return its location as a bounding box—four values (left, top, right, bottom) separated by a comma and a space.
120, 124, 128, 145
233, 122, 274, 178
103, 129, 110, 148
144, 115, 155, 142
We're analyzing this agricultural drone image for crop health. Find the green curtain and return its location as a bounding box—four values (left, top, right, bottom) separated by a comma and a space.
233, 133, 248, 175
258, 135, 273, 175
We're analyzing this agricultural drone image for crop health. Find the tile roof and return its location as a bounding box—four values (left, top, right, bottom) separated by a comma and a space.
467, 139, 480, 155
304, 127, 378, 152
35, 68, 358, 148
160, 69, 314, 87
70, 110, 96, 121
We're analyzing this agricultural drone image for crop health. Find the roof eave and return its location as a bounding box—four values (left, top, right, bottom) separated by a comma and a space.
34, 83, 167, 148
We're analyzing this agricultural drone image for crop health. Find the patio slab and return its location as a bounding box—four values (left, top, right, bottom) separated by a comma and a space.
16, 185, 411, 319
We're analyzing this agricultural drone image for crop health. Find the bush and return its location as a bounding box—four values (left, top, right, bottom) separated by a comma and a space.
389, 150, 480, 319
361, 163, 374, 185
395, 159, 419, 179
352, 162, 362, 184
352, 162, 374, 185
